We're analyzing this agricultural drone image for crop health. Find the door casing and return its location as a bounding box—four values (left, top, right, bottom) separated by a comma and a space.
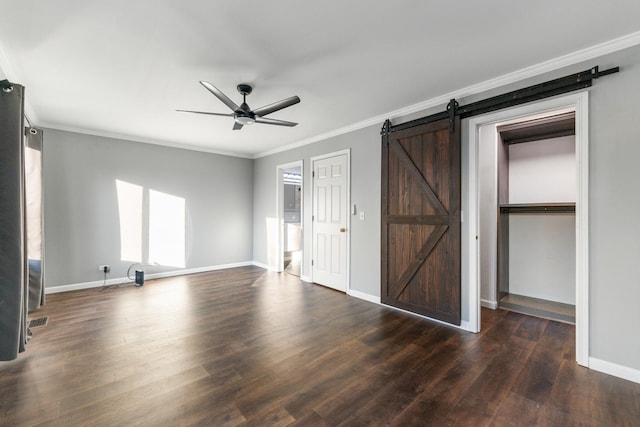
466, 92, 589, 366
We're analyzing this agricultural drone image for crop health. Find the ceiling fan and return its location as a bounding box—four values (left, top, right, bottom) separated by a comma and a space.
178, 81, 300, 130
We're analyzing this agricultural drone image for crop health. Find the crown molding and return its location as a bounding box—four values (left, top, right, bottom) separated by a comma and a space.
2, 30, 639, 159
0, 40, 39, 124
40, 122, 253, 159
253, 30, 640, 159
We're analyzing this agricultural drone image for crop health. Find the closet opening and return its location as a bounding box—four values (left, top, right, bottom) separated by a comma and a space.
481, 110, 577, 324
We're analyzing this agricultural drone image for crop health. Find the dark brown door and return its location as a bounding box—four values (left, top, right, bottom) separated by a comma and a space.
381, 117, 461, 325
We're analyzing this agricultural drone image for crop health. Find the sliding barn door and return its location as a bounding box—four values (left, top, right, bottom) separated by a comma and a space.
381, 118, 461, 325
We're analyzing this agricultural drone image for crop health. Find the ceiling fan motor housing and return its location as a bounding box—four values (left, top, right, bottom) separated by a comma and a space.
237, 84, 253, 96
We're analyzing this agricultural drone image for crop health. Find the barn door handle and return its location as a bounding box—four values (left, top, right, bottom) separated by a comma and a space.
340, 227, 346, 232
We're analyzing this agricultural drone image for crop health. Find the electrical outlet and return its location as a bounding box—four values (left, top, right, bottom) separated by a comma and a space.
99, 265, 110, 273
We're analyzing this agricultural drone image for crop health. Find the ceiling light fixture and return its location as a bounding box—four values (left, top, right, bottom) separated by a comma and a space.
235, 116, 255, 126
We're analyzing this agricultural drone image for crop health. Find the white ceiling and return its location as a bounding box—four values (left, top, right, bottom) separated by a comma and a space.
1, 1, 639, 158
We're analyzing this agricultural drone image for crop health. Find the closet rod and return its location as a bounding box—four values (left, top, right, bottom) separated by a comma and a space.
382, 65, 619, 134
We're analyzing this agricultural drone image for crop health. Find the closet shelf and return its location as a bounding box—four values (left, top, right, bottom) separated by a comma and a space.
499, 203, 575, 214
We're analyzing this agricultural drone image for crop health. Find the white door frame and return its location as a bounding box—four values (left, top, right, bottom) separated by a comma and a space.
276, 160, 303, 273
310, 149, 351, 292
466, 92, 589, 367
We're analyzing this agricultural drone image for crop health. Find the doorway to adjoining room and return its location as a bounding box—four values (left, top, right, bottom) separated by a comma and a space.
280, 164, 302, 277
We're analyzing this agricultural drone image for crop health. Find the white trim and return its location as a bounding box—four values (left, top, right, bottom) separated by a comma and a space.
346, 289, 473, 332
347, 289, 381, 304
480, 299, 498, 309
46, 277, 128, 294
467, 92, 589, 366
0, 40, 38, 124
45, 261, 255, 294
468, 123, 481, 332
589, 357, 640, 384
253, 31, 640, 159
310, 149, 351, 293
574, 93, 590, 367
1, 32, 638, 159
252, 261, 271, 270
41, 124, 253, 159
383, 301, 473, 332
300, 275, 312, 283
309, 148, 351, 161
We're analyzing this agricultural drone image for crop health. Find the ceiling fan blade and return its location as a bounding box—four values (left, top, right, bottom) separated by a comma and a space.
252, 96, 300, 117
233, 122, 244, 131
176, 109, 233, 117
255, 117, 298, 127
199, 81, 240, 112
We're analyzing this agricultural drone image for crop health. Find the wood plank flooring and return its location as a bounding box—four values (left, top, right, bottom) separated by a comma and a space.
1, 266, 639, 426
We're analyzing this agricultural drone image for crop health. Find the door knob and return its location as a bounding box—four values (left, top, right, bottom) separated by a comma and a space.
340, 227, 346, 232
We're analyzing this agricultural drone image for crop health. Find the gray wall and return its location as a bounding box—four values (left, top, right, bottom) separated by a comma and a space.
44, 129, 253, 287
480, 134, 577, 306
508, 136, 576, 305
253, 44, 640, 371
585, 46, 640, 371
509, 135, 576, 203
253, 126, 381, 297
509, 214, 576, 304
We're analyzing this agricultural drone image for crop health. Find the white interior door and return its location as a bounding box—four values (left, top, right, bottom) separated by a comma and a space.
312, 153, 348, 292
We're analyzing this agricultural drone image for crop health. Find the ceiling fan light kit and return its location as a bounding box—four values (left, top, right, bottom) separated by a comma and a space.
178, 82, 300, 131
235, 116, 255, 126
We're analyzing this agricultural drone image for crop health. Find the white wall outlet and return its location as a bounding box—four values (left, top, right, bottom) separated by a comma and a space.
359, 211, 365, 220
99, 265, 110, 273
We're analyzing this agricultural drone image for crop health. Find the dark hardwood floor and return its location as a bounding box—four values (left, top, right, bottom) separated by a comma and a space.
1, 266, 639, 426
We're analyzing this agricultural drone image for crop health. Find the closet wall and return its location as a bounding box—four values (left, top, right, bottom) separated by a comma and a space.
479, 112, 577, 311
479, 125, 499, 306
507, 135, 576, 304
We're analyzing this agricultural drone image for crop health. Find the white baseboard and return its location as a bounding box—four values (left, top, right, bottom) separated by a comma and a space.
481, 299, 498, 309
459, 320, 472, 331
589, 357, 640, 384
46, 277, 129, 293
345, 289, 473, 332
347, 289, 381, 304
300, 275, 312, 283
252, 261, 286, 272
252, 261, 270, 270
382, 302, 474, 332
45, 261, 255, 294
